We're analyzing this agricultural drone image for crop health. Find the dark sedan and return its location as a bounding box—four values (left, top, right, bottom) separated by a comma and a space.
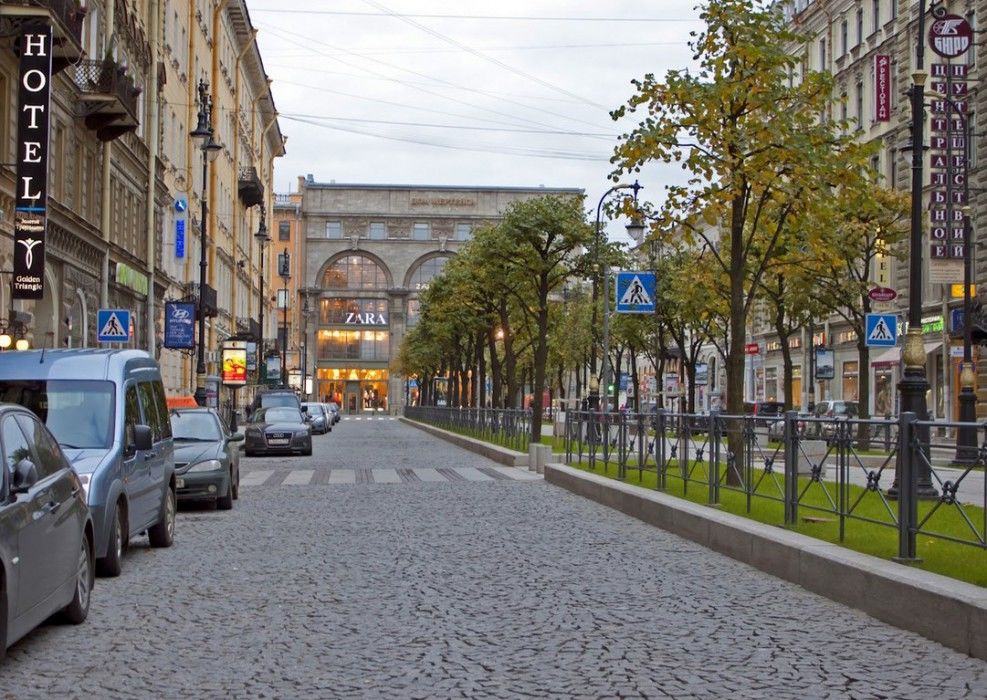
170, 408, 242, 510
301, 402, 331, 435
244, 407, 312, 457
0, 404, 94, 652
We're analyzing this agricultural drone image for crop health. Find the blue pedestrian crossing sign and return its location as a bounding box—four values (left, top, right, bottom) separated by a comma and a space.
97, 309, 131, 343
865, 313, 897, 347
614, 271, 657, 313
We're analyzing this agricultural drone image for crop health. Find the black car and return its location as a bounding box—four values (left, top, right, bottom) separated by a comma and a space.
170, 408, 243, 510
247, 388, 302, 422
0, 404, 94, 652
244, 407, 313, 457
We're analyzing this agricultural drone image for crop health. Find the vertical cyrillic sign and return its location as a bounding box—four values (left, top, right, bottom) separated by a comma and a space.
874, 54, 891, 122
13, 25, 53, 300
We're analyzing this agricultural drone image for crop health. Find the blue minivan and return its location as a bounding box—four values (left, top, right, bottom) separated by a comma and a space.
0, 350, 176, 577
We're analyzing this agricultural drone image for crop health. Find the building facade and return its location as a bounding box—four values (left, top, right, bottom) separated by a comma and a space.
0, 0, 282, 400
294, 179, 582, 414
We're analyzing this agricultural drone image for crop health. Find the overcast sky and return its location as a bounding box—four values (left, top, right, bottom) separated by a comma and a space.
251, 1, 703, 240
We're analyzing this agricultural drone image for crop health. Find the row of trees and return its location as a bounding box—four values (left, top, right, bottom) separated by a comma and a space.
398, 0, 911, 447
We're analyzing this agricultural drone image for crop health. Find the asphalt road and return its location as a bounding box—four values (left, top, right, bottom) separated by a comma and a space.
2, 417, 985, 698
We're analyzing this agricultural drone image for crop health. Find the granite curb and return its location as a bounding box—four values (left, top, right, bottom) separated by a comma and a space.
402, 418, 987, 661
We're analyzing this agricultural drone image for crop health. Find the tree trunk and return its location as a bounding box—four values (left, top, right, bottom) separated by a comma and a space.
726, 196, 747, 487
530, 276, 551, 442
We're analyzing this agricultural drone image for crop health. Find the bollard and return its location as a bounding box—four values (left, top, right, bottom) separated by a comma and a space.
528, 442, 538, 472
536, 443, 550, 474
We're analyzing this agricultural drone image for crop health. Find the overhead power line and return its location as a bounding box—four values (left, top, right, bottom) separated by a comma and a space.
249, 9, 699, 22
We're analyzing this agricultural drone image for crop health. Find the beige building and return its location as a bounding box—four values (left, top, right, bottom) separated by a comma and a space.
293, 179, 582, 414
0, 0, 282, 400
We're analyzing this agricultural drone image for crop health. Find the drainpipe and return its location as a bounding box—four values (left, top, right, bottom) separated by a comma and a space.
230, 30, 259, 336
100, 0, 116, 311
145, 0, 161, 354
208, 0, 232, 360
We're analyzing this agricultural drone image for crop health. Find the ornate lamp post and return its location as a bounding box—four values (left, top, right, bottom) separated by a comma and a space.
254, 209, 269, 380
595, 181, 642, 413
278, 250, 290, 386
189, 80, 222, 406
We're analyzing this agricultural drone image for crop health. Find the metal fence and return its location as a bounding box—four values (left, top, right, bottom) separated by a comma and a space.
561, 409, 987, 561
404, 406, 532, 452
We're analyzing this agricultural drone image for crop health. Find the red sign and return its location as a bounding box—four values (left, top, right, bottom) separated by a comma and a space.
745, 343, 760, 355
929, 14, 973, 58
874, 55, 891, 122
868, 287, 897, 302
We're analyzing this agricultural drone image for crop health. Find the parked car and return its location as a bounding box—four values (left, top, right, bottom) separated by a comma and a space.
808, 400, 859, 438
243, 406, 312, 456
743, 400, 785, 427
170, 408, 242, 510
766, 412, 811, 442
0, 404, 94, 652
0, 349, 176, 577
324, 402, 341, 425
301, 402, 331, 435
246, 388, 302, 422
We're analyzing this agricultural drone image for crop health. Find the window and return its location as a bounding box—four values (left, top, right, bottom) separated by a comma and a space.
455, 223, 472, 240
322, 255, 388, 290
151, 382, 172, 439
369, 222, 386, 240
0, 379, 115, 450
409, 256, 450, 291
413, 222, 430, 241
842, 361, 859, 401
970, 111, 978, 168
15, 414, 65, 479
840, 91, 848, 124
855, 80, 864, 125
856, 8, 864, 45
326, 221, 342, 239
124, 385, 140, 450
2, 417, 32, 478
890, 148, 898, 188
891, 0, 897, 19
840, 18, 848, 55
279, 220, 290, 241
317, 330, 390, 361
872, 0, 880, 32
970, 11, 977, 65
137, 382, 165, 442
818, 38, 826, 70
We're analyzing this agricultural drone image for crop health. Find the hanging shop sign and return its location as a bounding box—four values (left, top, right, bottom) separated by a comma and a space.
927, 61, 967, 284
928, 14, 973, 59
13, 25, 53, 300
163, 301, 195, 349
874, 54, 892, 122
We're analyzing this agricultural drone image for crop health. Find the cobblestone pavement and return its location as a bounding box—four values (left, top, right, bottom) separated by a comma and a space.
2, 418, 986, 698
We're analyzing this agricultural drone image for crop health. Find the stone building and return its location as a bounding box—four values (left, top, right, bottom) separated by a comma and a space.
293, 178, 583, 414
0, 0, 282, 399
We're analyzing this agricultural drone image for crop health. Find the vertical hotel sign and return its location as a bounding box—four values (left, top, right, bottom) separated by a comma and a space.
874, 55, 891, 122
13, 25, 53, 300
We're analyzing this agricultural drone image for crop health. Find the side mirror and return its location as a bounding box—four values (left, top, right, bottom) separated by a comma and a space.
12, 458, 38, 493
133, 424, 153, 451
229, 432, 245, 443
301, 405, 309, 413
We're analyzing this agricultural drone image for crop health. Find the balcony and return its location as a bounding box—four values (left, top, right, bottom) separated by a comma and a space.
71, 59, 141, 142
0, 0, 85, 74
238, 166, 264, 208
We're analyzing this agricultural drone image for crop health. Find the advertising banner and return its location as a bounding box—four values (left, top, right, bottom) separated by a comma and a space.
815, 348, 835, 380
13, 25, 53, 300
694, 362, 709, 386
221, 341, 248, 386
163, 302, 195, 349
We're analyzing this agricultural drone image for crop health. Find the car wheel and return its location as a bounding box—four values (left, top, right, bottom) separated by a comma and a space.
217, 472, 233, 511
148, 487, 175, 548
232, 469, 239, 500
62, 534, 93, 624
304, 443, 313, 456
96, 506, 125, 577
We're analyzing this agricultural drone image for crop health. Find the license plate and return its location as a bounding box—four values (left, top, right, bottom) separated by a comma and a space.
176, 478, 185, 489
268, 438, 289, 446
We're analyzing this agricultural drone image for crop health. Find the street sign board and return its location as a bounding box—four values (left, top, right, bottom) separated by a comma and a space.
865, 313, 898, 347
815, 348, 835, 380
221, 341, 248, 386
868, 287, 897, 302
745, 343, 760, 355
97, 309, 130, 343
951, 307, 965, 333
163, 301, 195, 349
929, 14, 973, 58
614, 271, 656, 313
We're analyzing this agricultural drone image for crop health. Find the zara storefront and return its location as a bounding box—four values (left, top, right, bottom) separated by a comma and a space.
299, 179, 582, 413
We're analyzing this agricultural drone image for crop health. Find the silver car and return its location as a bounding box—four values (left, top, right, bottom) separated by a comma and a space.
0, 404, 94, 651
301, 402, 331, 435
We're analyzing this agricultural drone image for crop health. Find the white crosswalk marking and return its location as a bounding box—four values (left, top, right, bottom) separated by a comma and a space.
239, 466, 542, 487
329, 469, 356, 484
283, 470, 313, 485
240, 469, 273, 487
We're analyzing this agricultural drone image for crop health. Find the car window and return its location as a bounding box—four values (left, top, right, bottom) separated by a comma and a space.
257, 407, 303, 423
2, 416, 33, 479
138, 382, 165, 442
15, 413, 65, 479
0, 379, 115, 449
124, 385, 141, 450
170, 411, 222, 441
151, 381, 172, 439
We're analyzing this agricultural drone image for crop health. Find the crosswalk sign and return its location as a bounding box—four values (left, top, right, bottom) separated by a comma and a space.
97, 309, 131, 343
615, 271, 657, 313
865, 313, 897, 347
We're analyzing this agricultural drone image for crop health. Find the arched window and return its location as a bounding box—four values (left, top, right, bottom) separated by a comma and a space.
322, 255, 387, 290
408, 256, 449, 292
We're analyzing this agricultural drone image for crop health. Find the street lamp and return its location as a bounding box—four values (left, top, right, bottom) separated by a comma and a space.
278, 250, 290, 386
254, 209, 269, 378
595, 180, 642, 413
190, 79, 222, 406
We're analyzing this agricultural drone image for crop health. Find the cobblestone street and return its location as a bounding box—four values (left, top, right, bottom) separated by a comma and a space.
2, 418, 985, 698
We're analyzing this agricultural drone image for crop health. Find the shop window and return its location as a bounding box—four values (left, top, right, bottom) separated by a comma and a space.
409, 256, 450, 292
765, 367, 778, 401
842, 360, 859, 401
322, 255, 388, 290
317, 330, 390, 361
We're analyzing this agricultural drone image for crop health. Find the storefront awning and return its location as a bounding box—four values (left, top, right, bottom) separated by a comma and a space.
924, 341, 943, 356
871, 346, 900, 368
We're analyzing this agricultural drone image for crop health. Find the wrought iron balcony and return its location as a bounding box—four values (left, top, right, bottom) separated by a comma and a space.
238, 166, 264, 208
71, 58, 142, 142
0, 0, 85, 74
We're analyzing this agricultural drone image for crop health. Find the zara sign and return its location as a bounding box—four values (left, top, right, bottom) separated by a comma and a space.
13, 25, 53, 300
